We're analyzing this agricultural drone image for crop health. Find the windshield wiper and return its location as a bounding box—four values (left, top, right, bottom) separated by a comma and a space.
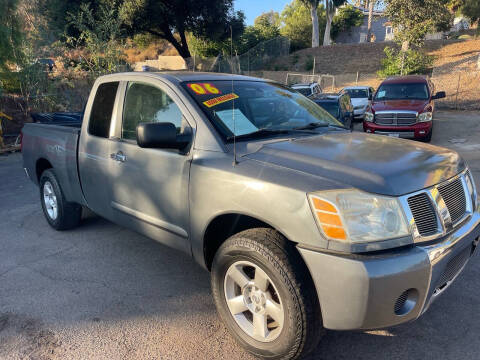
226, 128, 290, 141
294, 122, 346, 130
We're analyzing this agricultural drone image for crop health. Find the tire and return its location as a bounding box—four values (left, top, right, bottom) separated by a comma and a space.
211, 228, 323, 360
39, 169, 82, 230
423, 128, 432, 142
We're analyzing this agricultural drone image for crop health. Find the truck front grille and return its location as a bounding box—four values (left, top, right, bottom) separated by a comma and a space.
438, 177, 467, 224
375, 112, 417, 126
407, 193, 438, 236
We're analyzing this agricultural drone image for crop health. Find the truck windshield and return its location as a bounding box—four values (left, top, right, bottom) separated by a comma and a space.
345, 89, 368, 98
314, 102, 339, 118
375, 83, 429, 101
293, 87, 311, 96
182, 80, 342, 141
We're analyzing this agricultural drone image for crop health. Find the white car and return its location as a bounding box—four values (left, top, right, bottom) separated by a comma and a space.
341, 86, 375, 120
291, 82, 322, 98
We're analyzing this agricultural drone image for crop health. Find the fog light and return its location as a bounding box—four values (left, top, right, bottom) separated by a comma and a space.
394, 288, 419, 316
419, 130, 426, 135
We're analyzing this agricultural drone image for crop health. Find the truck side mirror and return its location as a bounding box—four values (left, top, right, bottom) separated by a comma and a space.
136, 122, 190, 150
432, 91, 446, 100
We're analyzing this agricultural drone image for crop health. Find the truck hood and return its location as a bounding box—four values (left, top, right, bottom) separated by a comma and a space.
244, 132, 465, 196
372, 99, 428, 113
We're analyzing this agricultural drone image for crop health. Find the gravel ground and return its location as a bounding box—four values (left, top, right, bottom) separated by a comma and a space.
1, 110, 479, 360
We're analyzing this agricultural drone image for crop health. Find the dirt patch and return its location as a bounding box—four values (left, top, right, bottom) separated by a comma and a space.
0, 313, 61, 360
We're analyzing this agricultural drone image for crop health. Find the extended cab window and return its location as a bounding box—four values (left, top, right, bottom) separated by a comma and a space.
88, 82, 119, 138
122, 82, 184, 140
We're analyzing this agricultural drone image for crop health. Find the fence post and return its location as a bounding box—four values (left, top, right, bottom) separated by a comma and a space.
312, 57, 316, 76
356, 71, 359, 85
454, 73, 461, 110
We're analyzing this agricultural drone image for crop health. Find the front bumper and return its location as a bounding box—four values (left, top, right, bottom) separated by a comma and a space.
298, 206, 480, 330
363, 121, 432, 139
353, 109, 366, 119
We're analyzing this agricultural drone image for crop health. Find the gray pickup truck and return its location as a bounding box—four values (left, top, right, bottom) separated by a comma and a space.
22, 72, 479, 360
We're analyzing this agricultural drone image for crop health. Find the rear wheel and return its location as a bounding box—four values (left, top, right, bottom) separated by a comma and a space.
40, 169, 82, 230
211, 228, 323, 360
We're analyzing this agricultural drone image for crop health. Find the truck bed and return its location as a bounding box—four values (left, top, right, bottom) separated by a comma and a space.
22, 122, 85, 205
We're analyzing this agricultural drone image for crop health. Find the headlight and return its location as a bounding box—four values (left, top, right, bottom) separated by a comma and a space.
308, 189, 410, 243
364, 111, 374, 122
418, 111, 432, 122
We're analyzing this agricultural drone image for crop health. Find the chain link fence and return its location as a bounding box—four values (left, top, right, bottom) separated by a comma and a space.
185, 37, 291, 73
431, 52, 480, 110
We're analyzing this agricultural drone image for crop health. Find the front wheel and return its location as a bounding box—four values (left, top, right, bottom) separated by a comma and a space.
40, 169, 82, 230
211, 228, 323, 360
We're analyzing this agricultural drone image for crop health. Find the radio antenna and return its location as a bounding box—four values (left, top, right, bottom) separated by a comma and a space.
231, 25, 238, 166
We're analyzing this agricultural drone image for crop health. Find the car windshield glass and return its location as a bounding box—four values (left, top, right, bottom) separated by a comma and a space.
375, 83, 429, 100
345, 89, 368, 98
293, 87, 311, 96
182, 80, 342, 141
315, 102, 339, 118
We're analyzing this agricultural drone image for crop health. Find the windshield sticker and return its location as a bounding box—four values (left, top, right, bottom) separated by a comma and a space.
378, 90, 386, 98
215, 108, 258, 136
187, 83, 221, 95
203, 93, 239, 108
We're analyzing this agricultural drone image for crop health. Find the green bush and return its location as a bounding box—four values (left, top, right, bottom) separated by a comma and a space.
377, 47, 434, 77
0, 71, 21, 93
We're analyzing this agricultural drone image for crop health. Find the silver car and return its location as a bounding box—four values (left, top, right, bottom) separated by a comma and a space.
341, 86, 375, 120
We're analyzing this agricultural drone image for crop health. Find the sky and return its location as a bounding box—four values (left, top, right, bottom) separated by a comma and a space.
234, 0, 292, 25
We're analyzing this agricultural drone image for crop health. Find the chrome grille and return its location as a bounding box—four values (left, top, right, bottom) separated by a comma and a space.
407, 193, 438, 236
375, 112, 417, 126
438, 177, 467, 224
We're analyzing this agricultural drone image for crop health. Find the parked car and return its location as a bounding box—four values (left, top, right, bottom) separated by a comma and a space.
363, 75, 446, 142
313, 93, 354, 129
291, 82, 322, 97
340, 86, 375, 121
22, 72, 478, 360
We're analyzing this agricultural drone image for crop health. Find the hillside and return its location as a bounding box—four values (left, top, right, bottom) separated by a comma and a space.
271, 38, 480, 75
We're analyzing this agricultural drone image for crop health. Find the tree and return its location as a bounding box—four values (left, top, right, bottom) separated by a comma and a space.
119, 0, 244, 59
366, 0, 375, 42
384, 0, 452, 51
300, 0, 321, 47
331, 5, 364, 39
281, 0, 326, 51
0, 0, 23, 70
67, 2, 126, 73
460, 0, 480, 30
323, 0, 347, 46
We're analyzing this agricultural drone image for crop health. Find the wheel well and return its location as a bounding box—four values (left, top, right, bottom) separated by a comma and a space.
36, 158, 52, 181
203, 214, 274, 271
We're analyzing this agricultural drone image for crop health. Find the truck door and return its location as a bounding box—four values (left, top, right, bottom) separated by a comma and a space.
78, 81, 121, 220
109, 79, 193, 254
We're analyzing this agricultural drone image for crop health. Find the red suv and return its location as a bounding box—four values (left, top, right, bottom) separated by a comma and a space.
363, 75, 445, 142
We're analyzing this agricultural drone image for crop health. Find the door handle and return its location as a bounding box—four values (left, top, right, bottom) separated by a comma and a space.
110, 151, 126, 162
